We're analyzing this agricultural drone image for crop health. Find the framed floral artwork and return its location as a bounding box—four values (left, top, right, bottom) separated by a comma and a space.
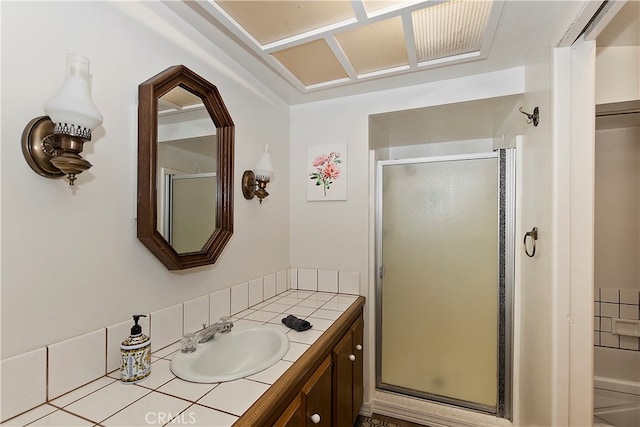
307, 143, 347, 201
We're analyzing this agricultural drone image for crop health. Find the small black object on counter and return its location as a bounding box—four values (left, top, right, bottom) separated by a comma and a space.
282, 314, 312, 332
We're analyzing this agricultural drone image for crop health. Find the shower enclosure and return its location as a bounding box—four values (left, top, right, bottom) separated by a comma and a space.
162, 172, 217, 254
375, 149, 515, 418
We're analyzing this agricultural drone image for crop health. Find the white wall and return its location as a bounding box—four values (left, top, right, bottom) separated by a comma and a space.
0, 1, 290, 359
290, 67, 523, 425
514, 2, 591, 425
595, 125, 640, 291
596, 46, 640, 104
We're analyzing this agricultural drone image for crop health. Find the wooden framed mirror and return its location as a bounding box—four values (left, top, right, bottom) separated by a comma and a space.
137, 65, 234, 270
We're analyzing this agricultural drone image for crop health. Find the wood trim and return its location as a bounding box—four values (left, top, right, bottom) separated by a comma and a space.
235, 296, 365, 426
137, 65, 234, 270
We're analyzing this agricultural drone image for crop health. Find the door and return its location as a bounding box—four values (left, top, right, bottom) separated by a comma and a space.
376, 150, 515, 417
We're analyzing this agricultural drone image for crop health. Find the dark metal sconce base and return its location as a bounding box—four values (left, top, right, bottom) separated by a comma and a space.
21, 116, 65, 179
242, 170, 257, 200
242, 170, 269, 204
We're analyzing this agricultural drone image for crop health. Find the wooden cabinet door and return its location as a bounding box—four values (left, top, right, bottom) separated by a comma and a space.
302, 356, 332, 427
274, 394, 304, 427
332, 329, 354, 426
351, 314, 364, 423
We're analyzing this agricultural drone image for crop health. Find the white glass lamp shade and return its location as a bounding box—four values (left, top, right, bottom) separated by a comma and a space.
254, 143, 273, 182
43, 54, 103, 140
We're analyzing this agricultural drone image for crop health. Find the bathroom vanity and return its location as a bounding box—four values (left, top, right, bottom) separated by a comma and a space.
237, 296, 365, 426
2, 291, 365, 426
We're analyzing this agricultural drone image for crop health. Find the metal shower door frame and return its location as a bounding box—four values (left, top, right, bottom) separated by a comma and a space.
374, 149, 515, 419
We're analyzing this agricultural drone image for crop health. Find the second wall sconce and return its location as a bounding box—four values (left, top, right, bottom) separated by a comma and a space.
21, 54, 103, 186
242, 143, 273, 204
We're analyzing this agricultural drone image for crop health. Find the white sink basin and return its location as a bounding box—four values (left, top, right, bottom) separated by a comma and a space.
170, 326, 289, 383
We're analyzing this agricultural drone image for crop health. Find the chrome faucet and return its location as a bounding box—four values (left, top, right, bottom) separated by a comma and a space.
197, 316, 234, 344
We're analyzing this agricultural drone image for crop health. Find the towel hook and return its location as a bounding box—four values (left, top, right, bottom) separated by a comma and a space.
519, 106, 539, 126
523, 227, 538, 257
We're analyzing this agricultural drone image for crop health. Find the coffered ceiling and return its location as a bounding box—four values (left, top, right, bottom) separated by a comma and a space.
165, 1, 637, 104
196, 0, 503, 92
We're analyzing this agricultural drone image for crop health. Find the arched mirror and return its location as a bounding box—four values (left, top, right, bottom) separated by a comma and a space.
137, 65, 233, 270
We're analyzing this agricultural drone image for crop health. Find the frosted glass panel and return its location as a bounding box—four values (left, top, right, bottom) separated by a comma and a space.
380, 157, 498, 407
171, 176, 217, 253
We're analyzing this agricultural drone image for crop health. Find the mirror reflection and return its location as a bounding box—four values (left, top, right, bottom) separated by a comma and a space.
157, 87, 217, 254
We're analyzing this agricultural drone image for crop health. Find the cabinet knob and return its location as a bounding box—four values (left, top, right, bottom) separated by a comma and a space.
310, 413, 321, 424
356, 344, 363, 351
349, 354, 356, 361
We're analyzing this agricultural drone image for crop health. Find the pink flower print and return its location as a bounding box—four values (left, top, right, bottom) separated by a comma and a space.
323, 161, 340, 179
312, 154, 330, 167
309, 150, 342, 196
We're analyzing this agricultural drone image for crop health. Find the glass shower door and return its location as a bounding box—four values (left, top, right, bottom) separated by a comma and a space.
376, 151, 513, 416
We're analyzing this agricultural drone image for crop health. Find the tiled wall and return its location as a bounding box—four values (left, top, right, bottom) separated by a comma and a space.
594, 287, 640, 351
0, 268, 361, 422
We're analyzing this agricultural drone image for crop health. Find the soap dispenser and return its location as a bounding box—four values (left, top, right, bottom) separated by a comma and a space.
120, 314, 151, 383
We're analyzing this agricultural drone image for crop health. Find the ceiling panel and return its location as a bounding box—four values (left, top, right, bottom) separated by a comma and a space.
272, 39, 349, 86
412, 0, 492, 62
216, 0, 356, 45
201, 0, 504, 93
336, 16, 409, 74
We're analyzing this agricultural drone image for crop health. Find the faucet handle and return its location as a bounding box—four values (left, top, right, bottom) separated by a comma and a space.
218, 316, 233, 333
180, 332, 197, 353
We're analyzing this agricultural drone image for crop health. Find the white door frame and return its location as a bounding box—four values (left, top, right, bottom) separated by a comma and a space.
553, 37, 596, 427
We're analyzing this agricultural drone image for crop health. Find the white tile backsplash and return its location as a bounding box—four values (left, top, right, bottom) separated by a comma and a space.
601, 288, 619, 303
288, 268, 298, 289
151, 304, 183, 352
230, 282, 249, 315
1, 268, 361, 423
48, 329, 106, 400
184, 295, 210, 334
601, 303, 619, 318
621, 289, 640, 305
248, 278, 264, 307
594, 286, 640, 353
339, 271, 360, 294
620, 304, 640, 320
1, 348, 47, 421
264, 273, 276, 300
318, 269, 338, 293
276, 270, 287, 294
210, 288, 231, 324
107, 318, 143, 374
297, 269, 318, 291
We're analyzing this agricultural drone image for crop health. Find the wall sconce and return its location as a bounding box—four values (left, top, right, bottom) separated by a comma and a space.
21, 54, 103, 186
242, 143, 273, 204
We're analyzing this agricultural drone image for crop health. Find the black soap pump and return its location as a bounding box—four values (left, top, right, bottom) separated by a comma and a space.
120, 314, 151, 383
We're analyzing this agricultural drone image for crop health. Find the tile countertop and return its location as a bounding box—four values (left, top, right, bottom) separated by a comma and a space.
2, 290, 360, 427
